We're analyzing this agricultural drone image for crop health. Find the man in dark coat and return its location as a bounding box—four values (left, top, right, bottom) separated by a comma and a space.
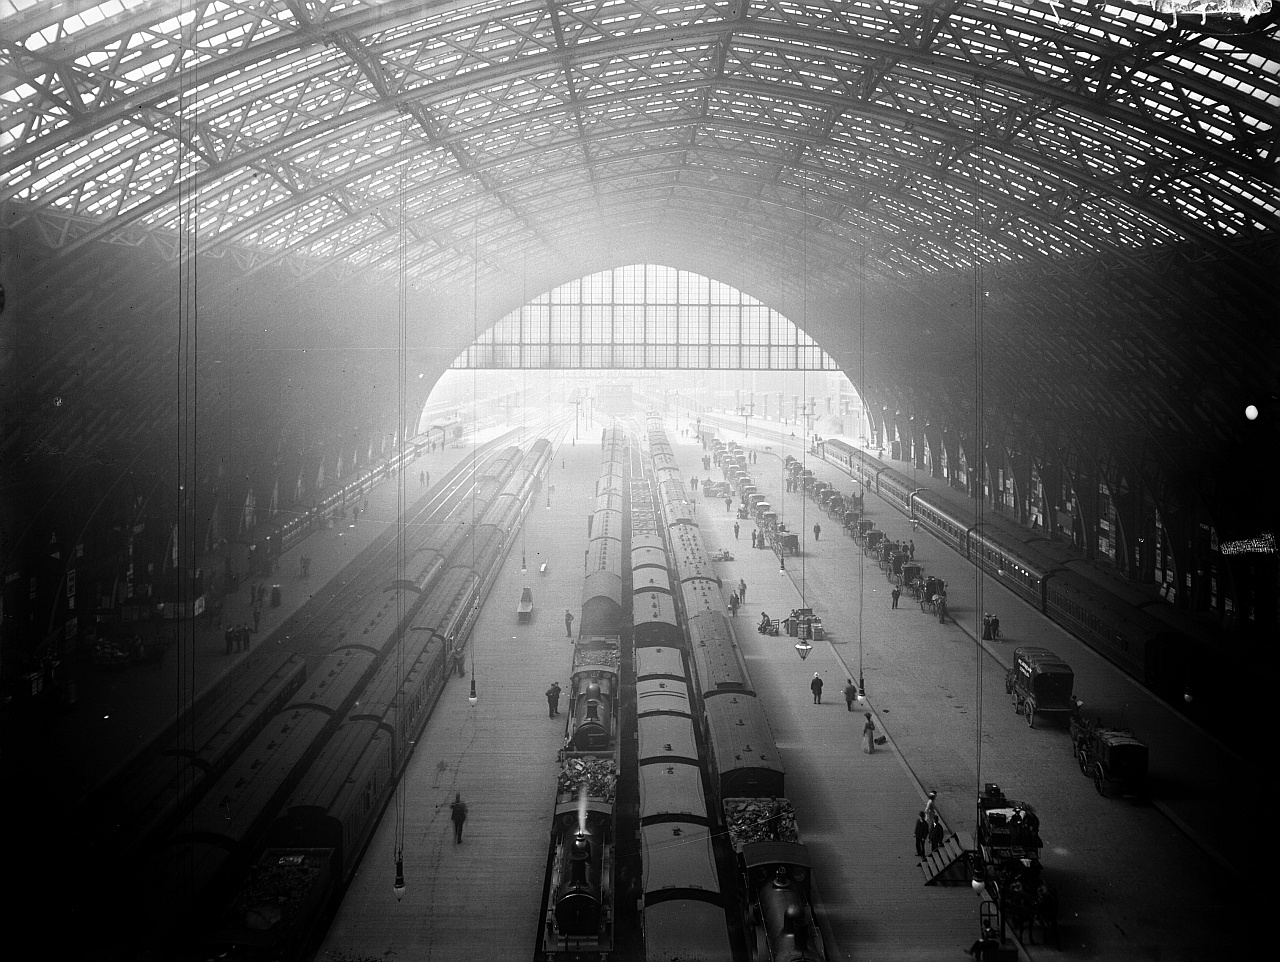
915, 812, 929, 858
813, 522, 821, 541
810, 672, 823, 704
843, 678, 858, 711
891, 585, 901, 609
449, 793, 468, 843
565, 609, 574, 637
546, 681, 561, 717
928, 818, 945, 853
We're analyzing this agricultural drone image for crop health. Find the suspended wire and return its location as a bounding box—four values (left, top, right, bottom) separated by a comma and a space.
521, 251, 528, 569
973, 85, 987, 800
470, 208, 480, 681
174, 3, 199, 905
800, 187, 808, 606
857, 251, 866, 695
393, 122, 409, 867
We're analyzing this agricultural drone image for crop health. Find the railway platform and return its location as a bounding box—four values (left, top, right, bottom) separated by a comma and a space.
698, 416, 1257, 961
317, 428, 601, 961
674, 426, 978, 961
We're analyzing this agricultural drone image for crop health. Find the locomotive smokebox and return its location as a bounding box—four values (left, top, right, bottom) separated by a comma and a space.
555, 831, 602, 937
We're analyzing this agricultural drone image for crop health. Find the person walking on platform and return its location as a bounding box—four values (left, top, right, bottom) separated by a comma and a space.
990, 615, 1001, 640
565, 609, 575, 638
252, 605, 261, 633
813, 522, 821, 541
891, 585, 901, 609
750, 528, 756, 548
843, 678, 858, 711
924, 790, 939, 828
908, 539, 915, 560
735, 521, 741, 541
810, 673, 823, 704
862, 712, 876, 753
928, 817, 944, 853
983, 613, 993, 640
915, 812, 929, 858
728, 591, 740, 616
546, 682, 561, 717
937, 594, 949, 624
449, 793, 468, 843
738, 579, 747, 604
725, 497, 732, 513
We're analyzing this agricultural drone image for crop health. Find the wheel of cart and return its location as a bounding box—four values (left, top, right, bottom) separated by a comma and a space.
1025, 699, 1035, 728
1091, 761, 1108, 797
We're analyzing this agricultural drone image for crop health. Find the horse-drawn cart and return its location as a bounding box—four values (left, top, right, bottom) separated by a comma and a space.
1005, 646, 1074, 728
974, 783, 1057, 948
1071, 721, 1148, 797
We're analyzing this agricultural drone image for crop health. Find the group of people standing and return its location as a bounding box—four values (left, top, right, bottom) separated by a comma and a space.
223, 622, 253, 655
914, 792, 945, 857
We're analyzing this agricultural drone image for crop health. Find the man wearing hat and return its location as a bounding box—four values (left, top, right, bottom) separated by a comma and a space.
925, 790, 939, 828
546, 681, 561, 717
810, 672, 824, 705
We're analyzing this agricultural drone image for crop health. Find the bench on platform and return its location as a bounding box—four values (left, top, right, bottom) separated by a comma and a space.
518, 586, 534, 622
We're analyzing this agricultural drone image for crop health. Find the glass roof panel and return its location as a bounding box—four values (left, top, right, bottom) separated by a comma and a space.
0, 0, 1272, 292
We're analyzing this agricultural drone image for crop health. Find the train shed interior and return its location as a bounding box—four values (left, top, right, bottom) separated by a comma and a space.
1, 2, 1277, 960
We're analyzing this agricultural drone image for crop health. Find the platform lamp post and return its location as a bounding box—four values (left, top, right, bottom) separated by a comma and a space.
794, 638, 813, 660
468, 597, 480, 705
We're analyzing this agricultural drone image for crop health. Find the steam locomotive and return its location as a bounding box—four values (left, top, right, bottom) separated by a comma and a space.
541, 429, 628, 958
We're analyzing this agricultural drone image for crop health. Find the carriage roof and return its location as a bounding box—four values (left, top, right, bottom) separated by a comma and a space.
1014, 646, 1073, 677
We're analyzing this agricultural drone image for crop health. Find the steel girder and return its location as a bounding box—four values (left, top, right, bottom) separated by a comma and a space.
2, 0, 1275, 307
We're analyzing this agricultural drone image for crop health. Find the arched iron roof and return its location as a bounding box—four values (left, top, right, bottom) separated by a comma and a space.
2, 0, 1276, 303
